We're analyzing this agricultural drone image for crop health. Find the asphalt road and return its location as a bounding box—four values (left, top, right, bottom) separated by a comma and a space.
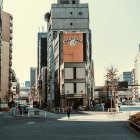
0, 112, 139, 140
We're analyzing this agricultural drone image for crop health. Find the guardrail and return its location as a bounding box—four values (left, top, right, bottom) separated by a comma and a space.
28, 110, 46, 118
12, 110, 25, 117
54, 108, 65, 113
11, 108, 47, 118
107, 110, 131, 120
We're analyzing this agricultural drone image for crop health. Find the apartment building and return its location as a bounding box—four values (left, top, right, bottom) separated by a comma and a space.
0, 11, 13, 103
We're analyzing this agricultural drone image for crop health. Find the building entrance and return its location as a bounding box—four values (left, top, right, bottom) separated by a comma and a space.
67, 98, 83, 110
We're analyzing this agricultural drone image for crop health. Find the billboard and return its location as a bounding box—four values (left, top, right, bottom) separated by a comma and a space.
25, 81, 30, 87
63, 33, 84, 62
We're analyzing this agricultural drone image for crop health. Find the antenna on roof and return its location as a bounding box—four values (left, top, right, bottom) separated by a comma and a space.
42, 26, 44, 32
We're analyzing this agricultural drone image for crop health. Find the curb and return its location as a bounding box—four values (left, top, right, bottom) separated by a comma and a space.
127, 124, 140, 137
0, 112, 4, 116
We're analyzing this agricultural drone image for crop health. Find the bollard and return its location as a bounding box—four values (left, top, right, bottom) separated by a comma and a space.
28, 110, 30, 117
113, 111, 115, 120
63, 108, 64, 113
45, 111, 46, 118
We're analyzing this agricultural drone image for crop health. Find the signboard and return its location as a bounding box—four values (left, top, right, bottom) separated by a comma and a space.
109, 94, 113, 100
16, 97, 19, 102
63, 38, 83, 46
118, 81, 128, 89
25, 81, 30, 87
63, 33, 84, 62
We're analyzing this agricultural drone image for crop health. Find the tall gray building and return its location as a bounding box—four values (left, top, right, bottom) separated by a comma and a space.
37, 32, 47, 76
45, 0, 94, 108
37, 32, 47, 107
0, 0, 3, 102
30, 67, 37, 88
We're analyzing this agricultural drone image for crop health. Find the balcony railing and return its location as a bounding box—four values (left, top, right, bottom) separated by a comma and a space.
9, 68, 12, 73
10, 16, 13, 20
10, 19, 13, 24
10, 40, 12, 45
9, 82, 12, 87
9, 61, 12, 66
9, 54, 12, 59
8, 89, 13, 94
9, 46, 12, 52
10, 29, 13, 33
10, 36, 12, 40
10, 22, 13, 27
9, 76, 13, 80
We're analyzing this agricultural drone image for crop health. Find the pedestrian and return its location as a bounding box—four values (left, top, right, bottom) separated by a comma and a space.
93, 101, 96, 111
66, 106, 71, 119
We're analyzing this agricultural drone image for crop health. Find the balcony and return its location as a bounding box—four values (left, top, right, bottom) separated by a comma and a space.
10, 22, 13, 27
10, 36, 12, 40
10, 16, 13, 20
10, 40, 12, 45
8, 89, 13, 94
9, 75, 13, 80
9, 68, 12, 73
10, 29, 13, 33
9, 54, 12, 59
10, 19, 13, 24
9, 46, 12, 53
10, 26, 13, 32
9, 61, 12, 66
9, 82, 12, 87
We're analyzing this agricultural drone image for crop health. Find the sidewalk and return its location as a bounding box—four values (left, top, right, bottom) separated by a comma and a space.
44, 111, 131, 121
10, 108, 138, 122
0, 111, 4, 115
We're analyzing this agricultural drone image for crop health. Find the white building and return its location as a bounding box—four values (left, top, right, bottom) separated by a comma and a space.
134, 46, 140, 101
11, 82, 19, 103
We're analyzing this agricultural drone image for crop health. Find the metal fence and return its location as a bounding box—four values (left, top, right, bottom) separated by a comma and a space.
11, 108, 47, 118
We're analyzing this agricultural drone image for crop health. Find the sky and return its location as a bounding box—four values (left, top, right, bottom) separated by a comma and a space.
3, 0, 140, 86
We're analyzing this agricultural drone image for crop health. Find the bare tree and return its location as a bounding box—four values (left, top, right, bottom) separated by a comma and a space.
106, 65, 119, 108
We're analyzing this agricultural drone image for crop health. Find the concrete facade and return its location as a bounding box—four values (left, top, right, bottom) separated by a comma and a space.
30, 67, 37, 88
134, 49, 140, 101
0, 11, 13, 103
37, 32, 47, 107
60, 62, 86, 108
11, 82, 19, 103
131, 69, 136, 102
39, 67, 47, 107
45, 0, 94, 108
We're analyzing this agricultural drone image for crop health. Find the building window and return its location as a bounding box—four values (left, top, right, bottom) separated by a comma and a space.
60, 0, 69, 4
70, 23, 73, 26
74, 67, 76, 79
74, 83, 76, 93
70, 12, 73, 15
78, 12, 83, 15
53, 31, 57, 39
72, 0, 76, 4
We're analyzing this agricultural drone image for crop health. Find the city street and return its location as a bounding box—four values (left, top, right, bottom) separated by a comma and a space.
0, 111, 139, 140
